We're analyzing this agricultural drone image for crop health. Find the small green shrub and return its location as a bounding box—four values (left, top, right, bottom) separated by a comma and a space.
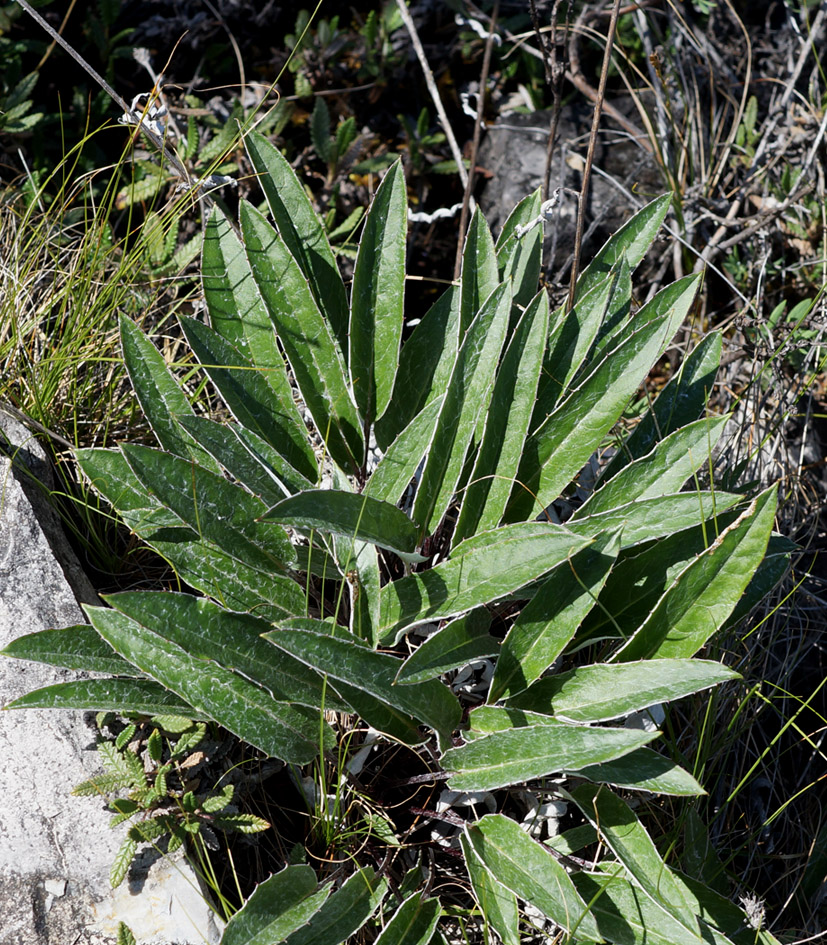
2, 134, 788, 944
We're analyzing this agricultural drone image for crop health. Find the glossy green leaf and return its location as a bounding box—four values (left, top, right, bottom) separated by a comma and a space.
262, 489, 421, 559
282, 868, 388, 945
262, 627, 461, 744
575, 415, 729, 518
535, 263, 627, 418
613, 486, 777, 661
365, 395, 443, 505
508, 659, 738, 722
179, 316, 318, 483
396, 608, 497, 684
86, 604, 328, 763
568, 783, 697, 926
374, 893, 441, 945
566, 491, 742, 549
178, 416, 310, 502
350, 161, 406, 422
495, 189, 542, 311
599, 330, 722, 482
0, 624, 143, 676
511, 275, 700, 521
570, 869, 723, 945
201, 207, 315, 461
119, 315, 219, 473
379, 522, 592, 642
454, 290, 549, 544
460, 831, 519, 945
121, 442, 296, 573
101, 593, 348, 713
3, 677, 197, 716
463, 814, 602, 940
576, 192, 672, 298
244, 132, 349, 351
570, 747, 705, 796
221, 864, 329, 945
412, 281, 511, 536
460, 208, 499, 335
375, 287, 459, 449
490, 528, 621, 701
240, 200, 363, 471
443, 721, 656, 792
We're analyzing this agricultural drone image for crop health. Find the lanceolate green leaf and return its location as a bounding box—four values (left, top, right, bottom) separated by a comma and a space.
262, 489, 421, 559
121, 443, 296, 573
0, 625, 143, 676
119, 315, 220, 473
453, 290, 549, 544
379, 523, 592, 641
240, 200, 363, 472
460, 208, 499, 335
396, 608, 497, 684
510, 275, 700, 521
101, 592, 348, 713
569, 747, 705, 796
613, 486, 777, 661
3, 677, 197, 717
374, 893, 441, 945
571, 870, 724, 945
282, 868, 388, 945
574, 415, 729, 518
495, 189, 542, 311
364, 395, 443, 505
490, 528, 621, 701
576, 192, 672, 299
350, 161, 406, 422
221, 864, 330, 945
443, 722, 656, 792
566, 491, 741, 549
86, 604, 330, 763
413, 281, 511, 537
201, 208, 315, 456
262, 627, 461, 745
244, 132, 349, 352
507, 659, 739, 722
177, 416, 311, 503
568, 783, 697, 927
375, 287, 459, 449
460, 831, 520, 945
599, 330, 723, 483
179, 317, 318, 483
463, 814, 602, 940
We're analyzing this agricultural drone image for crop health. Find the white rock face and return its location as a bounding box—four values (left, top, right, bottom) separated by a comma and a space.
0, 411, 222, 945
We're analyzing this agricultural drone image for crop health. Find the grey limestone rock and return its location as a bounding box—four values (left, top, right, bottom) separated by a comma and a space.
0, 410, 222, 945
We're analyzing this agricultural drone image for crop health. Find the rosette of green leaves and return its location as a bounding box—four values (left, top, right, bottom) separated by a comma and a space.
2, 133, 786, 945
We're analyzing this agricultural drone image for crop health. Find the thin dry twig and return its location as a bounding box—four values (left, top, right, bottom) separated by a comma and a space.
567, 0, 624, 313
396, 0, 469, 192
454, 1, 499, 280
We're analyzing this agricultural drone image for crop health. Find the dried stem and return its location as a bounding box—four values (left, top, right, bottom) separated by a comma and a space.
566, 0, 623, 313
